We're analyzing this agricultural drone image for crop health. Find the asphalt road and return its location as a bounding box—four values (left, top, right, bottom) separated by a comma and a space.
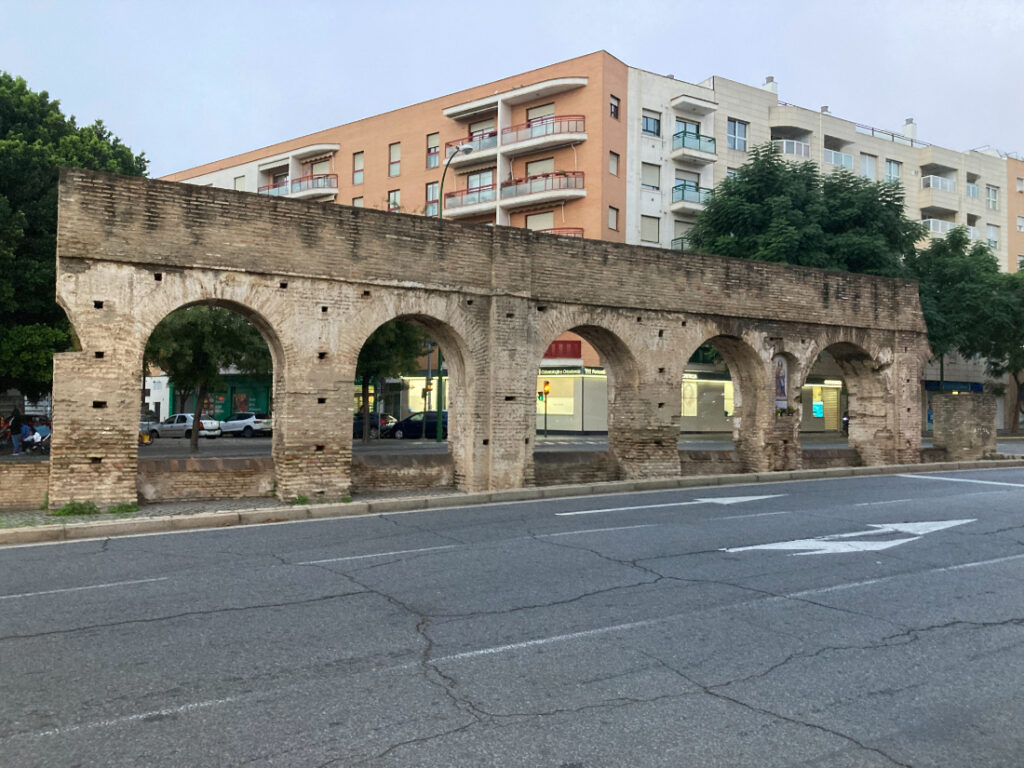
2, 468, 1023, 766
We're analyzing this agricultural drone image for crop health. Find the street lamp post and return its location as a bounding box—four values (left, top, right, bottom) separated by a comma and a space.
438, 143, 473, 219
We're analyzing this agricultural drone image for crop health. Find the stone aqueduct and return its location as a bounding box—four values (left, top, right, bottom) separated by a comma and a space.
49, 168, 931, 507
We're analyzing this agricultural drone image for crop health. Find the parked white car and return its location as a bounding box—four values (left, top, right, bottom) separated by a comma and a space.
146, 413, 221, 439
220, 411, 272, 437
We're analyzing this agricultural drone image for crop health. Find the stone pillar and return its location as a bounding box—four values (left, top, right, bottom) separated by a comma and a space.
932, 393, 997, 460
607, 360, 681, 480
766, 411, 803, 471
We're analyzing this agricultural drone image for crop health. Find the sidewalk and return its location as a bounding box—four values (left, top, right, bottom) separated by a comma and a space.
4, 456, 1024, 547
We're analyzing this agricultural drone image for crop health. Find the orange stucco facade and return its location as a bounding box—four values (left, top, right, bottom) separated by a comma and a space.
1008, 157, 1024, 273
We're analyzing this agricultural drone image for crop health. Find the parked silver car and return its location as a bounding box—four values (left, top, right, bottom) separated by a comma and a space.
220, 411, 272, 437
146, 413, 221, 439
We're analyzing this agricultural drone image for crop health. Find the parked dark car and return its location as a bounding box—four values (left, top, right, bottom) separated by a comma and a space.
386, 411, 448, 439
352, 411, 397, 439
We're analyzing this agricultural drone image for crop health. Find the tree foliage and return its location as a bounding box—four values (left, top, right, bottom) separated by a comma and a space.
687, 143, 922, 277
354, 320, 428, 441
145, 306, 271, 451
0, 72, 147, 398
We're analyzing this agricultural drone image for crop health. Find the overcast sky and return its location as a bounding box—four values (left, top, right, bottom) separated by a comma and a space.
3, 0, 1019, 177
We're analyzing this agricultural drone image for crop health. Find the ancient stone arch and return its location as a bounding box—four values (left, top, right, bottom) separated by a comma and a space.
49, 169, 930, 507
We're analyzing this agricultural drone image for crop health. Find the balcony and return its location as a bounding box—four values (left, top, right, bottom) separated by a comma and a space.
670, 183, 713, 217
773, 139, 810, 158
443, 184, 498, 218
670, 236, 689, 251
501, 115, 586, 154
258, 179, 290, 197
824, 149, 853, 170
922, 175, 956, 193
922, 218, 954, 236
445, 131, 498, 166
500, 171, 586, 209
290, 173, 338, 199
536, 227, 584, 238
671, 131, 717, 167
920, 175, 958, 214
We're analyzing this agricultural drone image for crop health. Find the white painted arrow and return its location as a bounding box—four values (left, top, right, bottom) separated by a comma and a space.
556, 494, 783, 516
723, 519, 975, 556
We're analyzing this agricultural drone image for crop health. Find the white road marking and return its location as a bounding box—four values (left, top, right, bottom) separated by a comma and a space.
296, 545, 458, 565
722, 519, 975, 555
897, 474, 1024, 488
0, 577, 169, 601
855, 498, 914, 506
543, 524, 657, 537
555, 494, 783, 517
717, 510, 792, 521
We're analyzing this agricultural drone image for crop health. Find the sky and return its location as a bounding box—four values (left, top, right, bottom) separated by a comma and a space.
2, 0, 1020, 178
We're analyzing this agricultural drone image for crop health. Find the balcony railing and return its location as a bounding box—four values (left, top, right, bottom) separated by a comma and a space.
258, 179, 290, 196
444, 184, 498, 209
922, 218, 954, 235
824, 148, 853, 169
536, 227, 584, 238
502, 115, 585, 145
671, 236, 689, 251
672, 130, 716, 154
922, 175, 956, 193
772, 139, 810, 157
446, 131, 498, 156
291, 173, 338, 193
672, 183, 713, 205
501, 171, 585, 199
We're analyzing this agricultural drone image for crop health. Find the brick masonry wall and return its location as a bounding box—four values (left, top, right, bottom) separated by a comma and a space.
0, 463, 50, 509
137, 458, 275, 502
931, 393, 997, 460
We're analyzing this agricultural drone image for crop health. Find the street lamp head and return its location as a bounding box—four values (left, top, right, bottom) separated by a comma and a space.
456, 143, 473, 156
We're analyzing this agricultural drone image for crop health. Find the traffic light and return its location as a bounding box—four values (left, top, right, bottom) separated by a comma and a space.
425, 381, 433, 392
543, 381, 551, 396
537, 391, 544, 402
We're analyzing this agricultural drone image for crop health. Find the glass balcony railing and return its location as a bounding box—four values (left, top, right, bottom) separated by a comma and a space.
536, 227, 584, 238
445, 131, 498, 156
671, 236, 689, 251
258, 179, 290, 196
922, 175, 956, 193
672, 130, 716, 154
672, 183, 713, 205
291, 173, 338, 193
444, 184, 497, 209
922, 218, 954, 235
824, 148, 853, 169
501, 171, 585, 199
502, 115, 585, 145
772, 139, 810, 157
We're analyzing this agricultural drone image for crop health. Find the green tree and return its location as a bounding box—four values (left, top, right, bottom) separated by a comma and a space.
145, 307, 271, 452
354, 320, 428, 441
0, 72, 147, 399
687, 143, 921, 277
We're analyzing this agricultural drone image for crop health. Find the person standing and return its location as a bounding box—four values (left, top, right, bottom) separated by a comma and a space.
9, 409, 23, 455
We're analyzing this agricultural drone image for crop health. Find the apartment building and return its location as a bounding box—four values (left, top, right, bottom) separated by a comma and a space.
165, 50, 1016, 430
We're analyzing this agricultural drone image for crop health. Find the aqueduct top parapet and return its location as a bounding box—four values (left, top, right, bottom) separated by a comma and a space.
50, 168, 931, 507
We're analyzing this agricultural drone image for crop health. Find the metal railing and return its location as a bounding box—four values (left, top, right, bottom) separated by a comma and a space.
922, 175, 956, 193
258, 179, 290, 196
444, 184, 498, 209
672, 130, 716, 154
672, 183, 713, 205
824, 148, 853, 169
502, 115, 585, 145
670, 236, 689, 251
291, 173, 338, 193
445, 131, 498, 155
536, 227, 584, 237
501, 171, 585, 199
922, 218, 954, 235
772, 139, 810, 157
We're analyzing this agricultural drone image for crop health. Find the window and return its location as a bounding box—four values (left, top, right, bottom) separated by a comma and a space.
859, 154, 876, 180
641, 162, 661, 191
387, 189, 400, 212
675, 169, 699, 189
1018, 216, 1024, 232
352, 152, 364, 185
987, 224, 999, 248
526, 157, 554, 177
527, 103, 555, 123
727, 119, 748, 151
726, 167, 739, 179
641, 215, 660, 243
986, 185, 999, 211
233, 175, 245, 191
426, 133, 439, 169
966, 183, 979, 198
609, 94, 620, 119
525, 211, 554, 231
469, 117, 494, 137
352, 197, 363, 207
425, 182, 439, 217
609, 151, 619, 176
608, 206, 619, 231
885, 159, 902, 183
388, 143, 401, 177
676, 118, 699, 136
642, 109, 661, 137
1019, 255, 1024, 272
1018, 177, 1024, 193
466, 168, 494, 195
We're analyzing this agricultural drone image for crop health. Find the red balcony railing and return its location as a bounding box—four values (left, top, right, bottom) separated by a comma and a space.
444, 184, 497, 209
291, 173, 338, 193
537, 227, 584, 238
501, 171, 584, 199
502, 115, 585, 145
258, 179, 290, 196
445, 131, 498, 155
545, 339, 583, 359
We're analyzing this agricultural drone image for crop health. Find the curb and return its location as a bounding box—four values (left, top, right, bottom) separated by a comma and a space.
4, 457, 1024, 547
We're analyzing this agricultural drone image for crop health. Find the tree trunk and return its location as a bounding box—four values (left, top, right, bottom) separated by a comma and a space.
190, 386, 205, 453
1012, 371, 1024, 435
